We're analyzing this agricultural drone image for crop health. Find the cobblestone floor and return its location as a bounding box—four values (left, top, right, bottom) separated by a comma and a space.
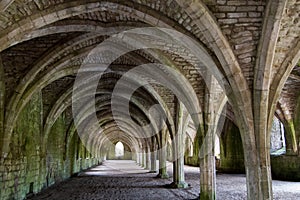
27, 160, 300, 200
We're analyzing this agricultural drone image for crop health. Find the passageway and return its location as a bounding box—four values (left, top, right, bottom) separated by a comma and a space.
1, 1, 300, 200
27, 160, 300, 200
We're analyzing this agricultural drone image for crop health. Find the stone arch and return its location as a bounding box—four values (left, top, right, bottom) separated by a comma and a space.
115, 141, 124, 158
1, 4, 230, 158
0, 0, 202, 52
42, 89, 165, 154
173, 3, 255, 167
175, 0, 249, 99
1, 26, 223, 162
98, 129, 140, 157
98, 129, 142, 158
0, 55, 4, 142
0, 0, 14, 12
276, 101, 298, 154
251, 7, 289, 194
22, 22, 144, 43
4, 34, 161, 142
269, 44, 300, 125
75, 97, 160, 156
40, 68, 176, 157
185, 122, 195, 158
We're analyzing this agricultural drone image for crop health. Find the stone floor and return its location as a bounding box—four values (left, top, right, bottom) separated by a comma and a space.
27, 160, 300, 200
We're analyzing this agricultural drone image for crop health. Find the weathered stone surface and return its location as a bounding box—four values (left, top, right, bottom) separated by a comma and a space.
271, 155, 300, 181
0, 1, 299, 200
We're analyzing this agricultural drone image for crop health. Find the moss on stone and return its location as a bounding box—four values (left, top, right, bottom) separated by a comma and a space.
200, 190, 216, 200
271, 155, 300, 181
0, 92, 99, 200
219, 120, 245, 173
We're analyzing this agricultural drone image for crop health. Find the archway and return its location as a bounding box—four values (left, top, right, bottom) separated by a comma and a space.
115, 141, 125, 159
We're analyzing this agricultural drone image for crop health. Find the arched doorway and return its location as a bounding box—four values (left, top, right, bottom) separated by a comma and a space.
115, 141, 124, 159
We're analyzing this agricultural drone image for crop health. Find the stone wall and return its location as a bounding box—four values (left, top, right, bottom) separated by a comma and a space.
209, 0, 266, 87
107, 143, 133, 160
0, 92, 99, 200
271, 155, 300, 181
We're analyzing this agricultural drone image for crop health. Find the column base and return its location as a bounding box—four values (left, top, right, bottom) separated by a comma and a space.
156, 173, 169, 179
167, 181, 189, 188
199, 191, 216, 200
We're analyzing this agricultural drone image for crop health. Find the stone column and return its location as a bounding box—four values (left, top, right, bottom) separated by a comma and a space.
135, 152, 140, 165
172, 130, 188, 188
149, 150, 157, 173
0, 57, 4, 157
139, 152, 143, 167
199, 74, 225, 199
146, 148, 151, 170
295, 97, 300, 156
283, 120, 298, 155
157, 132, 169, 178
143, 150, 147, 168
171, 101, 188, 188
199, 127, 216, 200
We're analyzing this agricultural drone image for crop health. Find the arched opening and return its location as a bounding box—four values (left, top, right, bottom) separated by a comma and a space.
215, 135, 221, 169
115, 141, 125, 159
185, 136, 194, 157
270, 117, 286, 155
215, 135, 220, 159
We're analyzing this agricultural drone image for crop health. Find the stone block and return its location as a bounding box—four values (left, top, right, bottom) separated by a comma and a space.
248, 1, 265, 5
227, 12, 247, 18
239, 57, 252, 64
231, 30, 252, 39
227, 1, 247, 6
231, 36, 253, 44
248, 12, 261, 18
218, 18, 238, 24
216, 0, 227, 5
218, 6, 236, 12
236, 6, 257, 12
238, 17, 262, 23
214, 13, 226, 18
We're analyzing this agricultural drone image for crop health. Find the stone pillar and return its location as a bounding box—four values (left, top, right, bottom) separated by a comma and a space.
0, 56, 4, 156
199, 74, 224, 199
171, 101, 188, 188
146, 149, 151, 170
157, 133, 169, 178
143, 150, 147, 168
199, 127, 216, 200
136, 152, 140, 165
139, 152, 144, 166
283, 120, 298, 155
149, 150, 157, 173
295, 97, 300, 156
171, 130, 188, 188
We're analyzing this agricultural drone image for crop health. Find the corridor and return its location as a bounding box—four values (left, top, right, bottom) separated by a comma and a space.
27, 160, 300, 200
1, 1, 300, 199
